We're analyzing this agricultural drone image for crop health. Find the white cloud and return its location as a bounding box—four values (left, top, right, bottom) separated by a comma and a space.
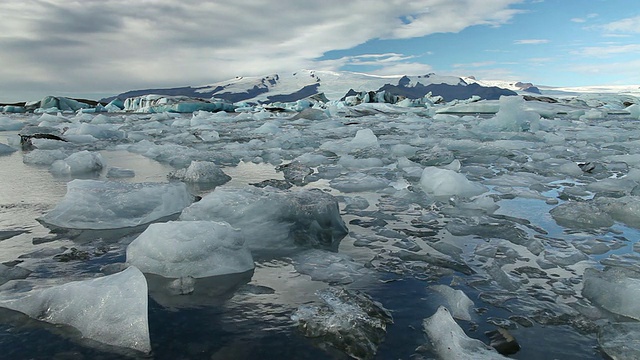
574, 44, 640, 57
452, 61, 497, 68
0, 0, 523, 101
514, 39, 549, 45
571, 13, 598, 23
568, 59, 640, 83
600, 15, 640, 33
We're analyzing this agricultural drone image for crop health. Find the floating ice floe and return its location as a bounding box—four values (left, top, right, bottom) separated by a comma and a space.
50, 150, 105, 175
598, 322, 640, 360
292, 249, 374, 285
0, 143, 17, 155
430, 284, 475, 321
127, 220, 254, 279
0, 116, 25, 131
420, 166, 488, 198
582, 267, 640, 320
423, 306, 507, 360
0, 267, 150, 353
123, 95, 236, 113
291, 287, 393, 360
167, 160, 231, 185
550, 201, 614, 229
39, 179, 194, 230
180, 187, 348, 252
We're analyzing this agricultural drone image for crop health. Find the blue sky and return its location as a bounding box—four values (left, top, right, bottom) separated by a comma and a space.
324, 0, 640, 86
0, 0, 638, 102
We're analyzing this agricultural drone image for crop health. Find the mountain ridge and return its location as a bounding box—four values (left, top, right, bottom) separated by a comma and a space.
101, 70, 518, 104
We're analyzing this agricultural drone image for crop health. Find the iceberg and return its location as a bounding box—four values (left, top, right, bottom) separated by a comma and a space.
423, 306, 507, 360
167, 160, 231, 185
127, 220, 254, 278
0, 143, 17, 155
550, 201, 614, 229
0, 267, 150, 353
0, 116, 25, 131
598, 322, 640, 360
420, 166, 488, 197
180, 187, 348, 252
582, 267, 640, 320
39, 179, 194, 230
430, 284, 475, 321
50, 150, 105, 175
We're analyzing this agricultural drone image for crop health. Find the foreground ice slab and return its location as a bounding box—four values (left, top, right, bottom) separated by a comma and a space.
598, 322, 640, 360
127, 221, 254, 278
180, 187, 348, 252
423, 306, 507, 360
0, 267, 150, 353
582, 267, 640, 320
39, 180, 194, 230
291, 287, 393, 360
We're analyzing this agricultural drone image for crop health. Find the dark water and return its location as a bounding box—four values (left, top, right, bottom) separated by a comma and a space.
0, 131, 610, 360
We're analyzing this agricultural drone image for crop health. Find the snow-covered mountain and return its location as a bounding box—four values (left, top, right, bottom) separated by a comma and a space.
102, 70, 517, 104
461, 76, 541, 94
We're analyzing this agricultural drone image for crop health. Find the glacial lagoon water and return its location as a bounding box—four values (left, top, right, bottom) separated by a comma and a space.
0, 104, 639, 359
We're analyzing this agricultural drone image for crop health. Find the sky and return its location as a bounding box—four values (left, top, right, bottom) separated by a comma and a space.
0, 0, 639, 102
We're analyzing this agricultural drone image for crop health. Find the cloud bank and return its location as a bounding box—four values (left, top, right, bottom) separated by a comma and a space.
0, 0, 523, 101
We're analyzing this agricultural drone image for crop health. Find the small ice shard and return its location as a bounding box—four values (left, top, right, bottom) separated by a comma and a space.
291, 287, 393, 360
550, 201, 614, 229
423, 306, 507, 360
0, 267, 150, 353
420, 167, 487, 198
598, 322, 640, 360
39, 179, 194, 230
126, 221, 254, 278
167, 160, 231, 185
430, 284, 475, 321
50, 150, 105, 175
582, 267, 640, 320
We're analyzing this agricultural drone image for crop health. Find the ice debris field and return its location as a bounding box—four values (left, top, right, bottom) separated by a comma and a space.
1, 92, 640, 359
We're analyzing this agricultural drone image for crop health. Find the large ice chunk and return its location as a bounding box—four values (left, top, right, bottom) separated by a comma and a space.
582, 267, 640, 320
420, 167, 487, 197
39, 180, 194, 230
180, 187, 348, 252
478, 96, 539, 132
167, 160, 231, 185
0, 116, 25, 131
596, 196, 640, 229
0, 143, 17, 155
291, 287, 393, 360
0, 267, 150, 353
127, 221, 253, 278
423, 306, 507, 360
50, 150, 105, 176
598, 322, 640, 360
550, 201, 614, 229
